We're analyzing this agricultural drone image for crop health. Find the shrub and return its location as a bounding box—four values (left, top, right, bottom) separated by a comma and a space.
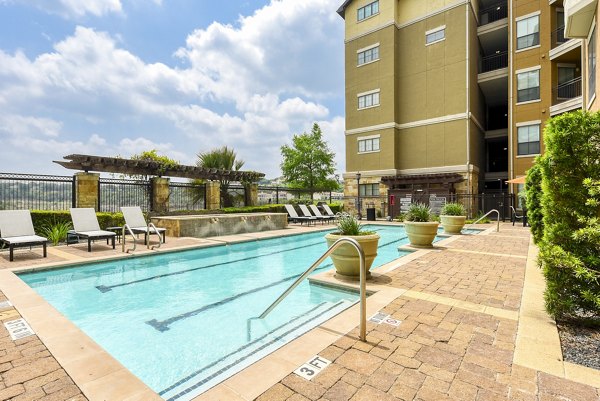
539, 110, 600, 320
40, 220, 72, 245
30, 210, 124, 234
404, 203, 432, 222
333, 212, 374, 235
440, 202, 466, 216
525, 157, 544, 244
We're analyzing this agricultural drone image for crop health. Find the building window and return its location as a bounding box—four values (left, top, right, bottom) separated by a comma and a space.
589, 27, 596, 99
517, 124, 540, 155
358, 91, 380, 109
516, 15, 540, 50
426, 27, 445, 45
358, 137, 380, 153
358, 46, 379, 66
359, 184, 379, 196
357, 1, 379, 21
517, 69, 540, 102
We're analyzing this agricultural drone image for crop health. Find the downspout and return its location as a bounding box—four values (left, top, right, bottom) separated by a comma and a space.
508, 0, 514, 189
466, 2, 471, 196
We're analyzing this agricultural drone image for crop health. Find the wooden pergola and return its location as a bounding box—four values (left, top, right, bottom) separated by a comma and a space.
54, 154, 264, 182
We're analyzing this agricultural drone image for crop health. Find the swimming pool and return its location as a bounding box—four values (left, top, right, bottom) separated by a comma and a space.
19, 224, 445, 400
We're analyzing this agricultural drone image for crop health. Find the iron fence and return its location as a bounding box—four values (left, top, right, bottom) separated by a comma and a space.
0, 173, 74, 211
98, 178, 151, 213
449, 192, 516, 220
169, 182, 205, 211
257, 186, 336, 205
480, 51, 508, 73
553, 76, 582, 102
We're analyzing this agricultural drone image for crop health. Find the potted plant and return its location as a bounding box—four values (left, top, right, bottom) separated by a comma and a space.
404, 203, 439, 247
324, 213, 380, 279
439, 202, 467, 234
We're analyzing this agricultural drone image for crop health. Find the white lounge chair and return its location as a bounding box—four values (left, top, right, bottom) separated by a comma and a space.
284, 204, 316, 226
298, 204, 326, 224
70, 208, 116, 252
0, 210, 48, 262
322, 204, 337, 219
121, 207, 165, 248
309, 205, 335, 224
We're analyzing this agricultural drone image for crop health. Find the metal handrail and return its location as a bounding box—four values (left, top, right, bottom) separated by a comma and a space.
147, 223, 162, 250
468, 209, 500, 232
121, 224, 137, 253
258, 237, 368, 342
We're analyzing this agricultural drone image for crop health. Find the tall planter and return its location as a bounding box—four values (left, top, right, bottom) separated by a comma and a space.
440, 215, 466, 234
404, 221, 439, 247
324, 233, 380, 279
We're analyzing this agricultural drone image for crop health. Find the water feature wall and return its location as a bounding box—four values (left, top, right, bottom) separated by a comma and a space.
150, 213, 288, 238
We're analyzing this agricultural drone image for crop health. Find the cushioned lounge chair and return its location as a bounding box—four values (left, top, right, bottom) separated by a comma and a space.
0, 210, 48, 262
284, 204, 316, 226
70, 208, 116, 252
322, 204, 337, 219
121, 206, 165, 247
308, 204, 335, 224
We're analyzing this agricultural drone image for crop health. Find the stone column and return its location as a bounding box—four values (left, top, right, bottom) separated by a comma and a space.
206, 181, 221, 210
75, 172, 100, 210
151, 177, 170, 213
245, 183, 258, 207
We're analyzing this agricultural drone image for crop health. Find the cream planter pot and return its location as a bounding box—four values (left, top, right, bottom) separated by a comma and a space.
404, 221, 439, 248
324, 233, 380, 279
440, 215, 466, 234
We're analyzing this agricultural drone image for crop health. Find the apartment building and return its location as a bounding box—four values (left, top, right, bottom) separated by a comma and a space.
338, 0, 584, 217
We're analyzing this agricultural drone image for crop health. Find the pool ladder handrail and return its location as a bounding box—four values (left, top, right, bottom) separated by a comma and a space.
258, 237, 368, 342
146, 222, 162, 250
467, 209, 500, 232
121, 224, 137, 253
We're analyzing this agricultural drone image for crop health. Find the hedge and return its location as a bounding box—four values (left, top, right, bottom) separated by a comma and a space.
538, 110, 600, 320
525, 157, 544, 244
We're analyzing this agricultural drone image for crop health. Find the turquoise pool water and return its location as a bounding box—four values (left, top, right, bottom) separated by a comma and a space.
19, 224, 447, 400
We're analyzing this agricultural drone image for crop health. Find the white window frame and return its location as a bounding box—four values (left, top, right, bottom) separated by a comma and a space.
357, 43, 380, 66
588, 21, 597, 109
425, 25, 446, 46
357, 1, 379, 22
516, 122, 541, 157
516, 66, 541, 104
516, 12, 540, 51
357, 134, 381, 154
357, 89, 380, 110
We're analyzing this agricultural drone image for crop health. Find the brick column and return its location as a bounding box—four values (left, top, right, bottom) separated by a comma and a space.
206, 181, 221, 210
245, 183, 258, 207
151, 177, 170, 213
75, 172, 99, 210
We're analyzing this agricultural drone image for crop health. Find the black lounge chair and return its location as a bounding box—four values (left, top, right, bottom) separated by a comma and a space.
284, 204, 316, 226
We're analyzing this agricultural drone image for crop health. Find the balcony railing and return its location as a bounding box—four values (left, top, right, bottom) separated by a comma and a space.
480, 51, 508, 73
551, 26, 567, 48
553, 76, 582, 103
479, 2, 508, 26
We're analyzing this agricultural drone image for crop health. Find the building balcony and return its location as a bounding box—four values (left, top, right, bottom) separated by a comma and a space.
564, 0, 598, 38
479, 2, 508, 26
551, 26, 567, 48
550, 76, 583, 115
480, 51, 508, 73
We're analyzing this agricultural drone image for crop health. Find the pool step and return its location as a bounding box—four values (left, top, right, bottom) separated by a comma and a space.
159, 298, 356, 401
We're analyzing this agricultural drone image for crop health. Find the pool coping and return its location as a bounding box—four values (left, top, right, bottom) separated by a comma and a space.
0, 222, 490, 401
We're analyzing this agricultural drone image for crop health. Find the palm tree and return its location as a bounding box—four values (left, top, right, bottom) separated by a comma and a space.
196, 146, 245, 207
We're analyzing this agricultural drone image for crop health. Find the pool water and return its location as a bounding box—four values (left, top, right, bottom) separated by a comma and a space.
19, 224, 446, 400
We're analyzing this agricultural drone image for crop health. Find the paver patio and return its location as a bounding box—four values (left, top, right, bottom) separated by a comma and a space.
0, 223, 598, 401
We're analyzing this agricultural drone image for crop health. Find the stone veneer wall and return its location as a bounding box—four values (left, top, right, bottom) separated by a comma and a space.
75, 172, 99, 209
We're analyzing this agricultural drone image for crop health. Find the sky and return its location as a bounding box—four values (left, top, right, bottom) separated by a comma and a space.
0, 0, 346, 179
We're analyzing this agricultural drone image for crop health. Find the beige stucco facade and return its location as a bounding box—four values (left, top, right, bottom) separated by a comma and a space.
340, 0, 586, 215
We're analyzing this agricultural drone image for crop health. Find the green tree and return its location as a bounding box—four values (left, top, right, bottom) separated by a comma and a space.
196, 146, 245, 207
280, 123, 337, 200
129, 149, 180, 179
525, 156, 544, 244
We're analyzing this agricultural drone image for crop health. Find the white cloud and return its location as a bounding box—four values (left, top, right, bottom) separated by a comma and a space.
0, 0, 346, 177
3, 0, 123, 18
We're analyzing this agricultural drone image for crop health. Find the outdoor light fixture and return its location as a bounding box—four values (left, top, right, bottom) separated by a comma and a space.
356, 172, 362, 219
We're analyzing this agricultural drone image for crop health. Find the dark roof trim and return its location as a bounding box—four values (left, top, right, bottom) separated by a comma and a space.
381, 173, 464, 186
54, 154, 265, 182
337, 0, 352, 18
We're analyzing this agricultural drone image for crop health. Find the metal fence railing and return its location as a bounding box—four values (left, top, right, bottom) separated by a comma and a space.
257, 186, 337, 205
480, 51, 508, 73
0, 173, 74, 211
551, 26, 567, 49
553, 76, 582, 103
169, 182, 205, 211
479, 2, 507, 25
98, 178, 151, 213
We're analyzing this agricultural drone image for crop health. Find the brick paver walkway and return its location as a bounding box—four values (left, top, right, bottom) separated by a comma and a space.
257, 225, 600, 401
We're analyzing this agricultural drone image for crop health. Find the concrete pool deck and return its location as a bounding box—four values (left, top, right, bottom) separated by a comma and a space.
0, 222, 599, 400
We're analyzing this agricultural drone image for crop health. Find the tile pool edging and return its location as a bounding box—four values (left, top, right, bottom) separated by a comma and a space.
1, 222, 495, 401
